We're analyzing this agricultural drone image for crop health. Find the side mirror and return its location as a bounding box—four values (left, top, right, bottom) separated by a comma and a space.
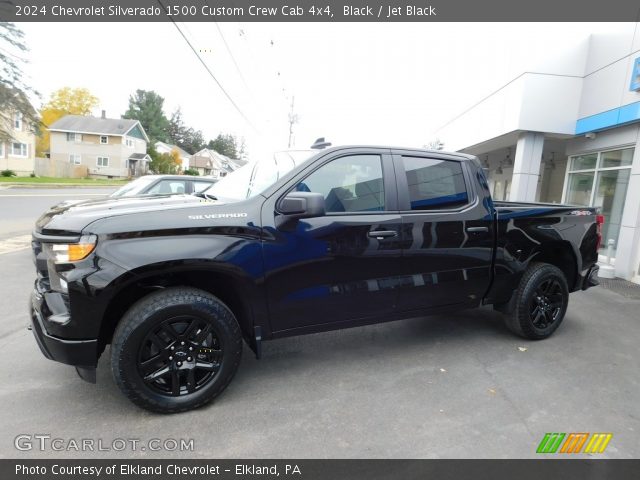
276, 192, 325, 229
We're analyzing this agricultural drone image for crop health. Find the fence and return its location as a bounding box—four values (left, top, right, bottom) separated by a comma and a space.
34, 157, 88, 178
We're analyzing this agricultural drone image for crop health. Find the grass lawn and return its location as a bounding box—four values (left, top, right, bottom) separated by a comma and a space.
0, 176, 128, 186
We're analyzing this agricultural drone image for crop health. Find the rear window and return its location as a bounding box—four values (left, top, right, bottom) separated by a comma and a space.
402, 156, 468, 210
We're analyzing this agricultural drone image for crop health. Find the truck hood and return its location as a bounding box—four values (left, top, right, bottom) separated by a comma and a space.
35, 194, 219, 234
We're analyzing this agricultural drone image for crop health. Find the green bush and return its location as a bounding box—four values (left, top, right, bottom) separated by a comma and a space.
183, 168, 200, 176
30, 172, 36, 178
1, 170, 16, 177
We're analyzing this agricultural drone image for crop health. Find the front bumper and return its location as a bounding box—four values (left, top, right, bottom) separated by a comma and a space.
29, 288, 99, 373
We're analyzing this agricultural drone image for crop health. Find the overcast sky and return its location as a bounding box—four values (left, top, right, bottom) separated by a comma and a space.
18, 22, 619, 155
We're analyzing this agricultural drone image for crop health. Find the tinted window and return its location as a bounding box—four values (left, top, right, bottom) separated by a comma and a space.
296, 155, 384, 213
402, 157, 468, 210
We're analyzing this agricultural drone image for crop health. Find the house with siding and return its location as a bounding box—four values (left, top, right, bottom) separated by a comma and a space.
0, 107, 37, 176
48, 112, 150, 178
190, 148, 245, 177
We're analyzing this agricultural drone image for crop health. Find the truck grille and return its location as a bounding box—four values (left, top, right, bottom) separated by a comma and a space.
32, 238, 50, 286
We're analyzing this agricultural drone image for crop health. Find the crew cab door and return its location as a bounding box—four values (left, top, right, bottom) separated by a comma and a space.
392, 151, 494, 312
262, 149, 403, 333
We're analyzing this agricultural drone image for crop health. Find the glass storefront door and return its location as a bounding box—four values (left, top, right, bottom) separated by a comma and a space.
565, 147, 634, 255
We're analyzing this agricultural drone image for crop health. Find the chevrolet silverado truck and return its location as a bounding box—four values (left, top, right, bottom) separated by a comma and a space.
30, 145, 602, 413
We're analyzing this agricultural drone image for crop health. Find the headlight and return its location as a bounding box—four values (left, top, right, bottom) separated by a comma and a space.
50, 235, 97, 263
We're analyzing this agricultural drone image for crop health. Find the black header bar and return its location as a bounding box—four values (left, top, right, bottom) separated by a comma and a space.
1, 0, 640, 22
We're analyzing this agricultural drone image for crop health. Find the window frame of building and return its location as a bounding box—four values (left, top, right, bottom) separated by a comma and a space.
10, 142, 27, 157
563, 147, 634, 206
100, 135, 109, 144
97, 156, 109, 167
125, 137, 135, 148
69, 153, 81, 165
0, 142, 4, 157
563, 147, 634, 255
66, 132, 82, 142
14, 112, 23, 130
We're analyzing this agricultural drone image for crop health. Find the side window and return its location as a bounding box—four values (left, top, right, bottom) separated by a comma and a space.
402, 156, 468, 210
147, 180, 186, 195
296, 154, 385, 213
193, 181, 214, 193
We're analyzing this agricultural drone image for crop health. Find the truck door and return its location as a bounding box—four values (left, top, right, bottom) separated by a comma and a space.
262, 149, 403, 333
392, 151, 494, 312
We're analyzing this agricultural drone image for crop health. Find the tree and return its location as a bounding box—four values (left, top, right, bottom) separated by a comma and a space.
0, 23, 39, 143
182, 128, 205, 154
37, 87, 99, 156
148, 143, 182, 174
425, 138, 444, 151
207, 133, 239, 158
167, 108, 205, 154
123, 90, 169, 143
167, 108, 187, 148
238, 137, 247, 160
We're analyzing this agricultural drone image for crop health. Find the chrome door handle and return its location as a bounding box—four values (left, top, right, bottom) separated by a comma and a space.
466, 226, 489, 233
368, 230, 398, 239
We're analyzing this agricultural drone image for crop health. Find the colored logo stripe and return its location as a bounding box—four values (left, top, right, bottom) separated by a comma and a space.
560, 433, 589, 453
584, 433, 613, 454
537, 433, 565, 453
537, 433, 613, 454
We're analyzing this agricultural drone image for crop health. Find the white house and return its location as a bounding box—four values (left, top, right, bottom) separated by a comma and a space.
190, 148, 246, 178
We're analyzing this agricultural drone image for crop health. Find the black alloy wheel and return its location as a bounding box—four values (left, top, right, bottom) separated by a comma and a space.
529, 278, 564, 330
138, 316, 223, 396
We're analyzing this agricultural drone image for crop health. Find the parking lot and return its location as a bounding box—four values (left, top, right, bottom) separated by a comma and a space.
0, 186, 639, 459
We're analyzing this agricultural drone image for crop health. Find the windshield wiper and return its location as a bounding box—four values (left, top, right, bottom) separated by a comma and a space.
193, 191, 218, 201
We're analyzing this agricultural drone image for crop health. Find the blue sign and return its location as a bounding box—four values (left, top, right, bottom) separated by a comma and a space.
631, 57, 640, 92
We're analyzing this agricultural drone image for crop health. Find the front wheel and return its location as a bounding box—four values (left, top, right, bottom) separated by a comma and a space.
111, 287, 242, 413
504, 262, 569, 340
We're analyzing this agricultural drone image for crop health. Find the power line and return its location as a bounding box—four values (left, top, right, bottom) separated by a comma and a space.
156, 0, 258, 132
213, 21, 254, 99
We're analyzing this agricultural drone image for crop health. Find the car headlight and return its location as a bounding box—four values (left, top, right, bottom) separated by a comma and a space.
50, 235, 97, 263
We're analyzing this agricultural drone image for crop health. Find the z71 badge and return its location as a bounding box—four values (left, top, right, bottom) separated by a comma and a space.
188, 213, 248, 220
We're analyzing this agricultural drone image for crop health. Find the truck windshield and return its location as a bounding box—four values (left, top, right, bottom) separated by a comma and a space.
205, 150, 317, 200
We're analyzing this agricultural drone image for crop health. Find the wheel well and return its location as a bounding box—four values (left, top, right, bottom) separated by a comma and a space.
98, 270, 253, 352
532, 242, 577, 290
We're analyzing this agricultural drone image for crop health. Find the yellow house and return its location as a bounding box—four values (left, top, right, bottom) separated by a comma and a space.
0, 109, 37, 176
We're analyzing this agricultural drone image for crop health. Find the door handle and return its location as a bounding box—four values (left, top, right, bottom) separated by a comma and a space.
368, 230, 398, 240
466, 226, 489, 233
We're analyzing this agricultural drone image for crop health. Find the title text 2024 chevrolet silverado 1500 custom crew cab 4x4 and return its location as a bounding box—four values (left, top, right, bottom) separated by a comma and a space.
30, 145, 601, 413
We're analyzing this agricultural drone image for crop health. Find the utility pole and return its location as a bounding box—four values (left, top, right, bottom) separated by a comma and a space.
287, 96, 298, 148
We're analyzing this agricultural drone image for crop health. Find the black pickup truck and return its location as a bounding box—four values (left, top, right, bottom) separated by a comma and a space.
30, 145, 601, 413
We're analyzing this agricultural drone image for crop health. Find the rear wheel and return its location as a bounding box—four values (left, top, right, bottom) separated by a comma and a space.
504, 262, 569, 340
111, 287, 242, 413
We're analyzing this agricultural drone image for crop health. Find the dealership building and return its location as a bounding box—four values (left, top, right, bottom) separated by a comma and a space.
437, 23, 640, 284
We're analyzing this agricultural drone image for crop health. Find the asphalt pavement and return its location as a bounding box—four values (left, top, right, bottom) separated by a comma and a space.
0, 186, 114, 239
0, 187, 638, 459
